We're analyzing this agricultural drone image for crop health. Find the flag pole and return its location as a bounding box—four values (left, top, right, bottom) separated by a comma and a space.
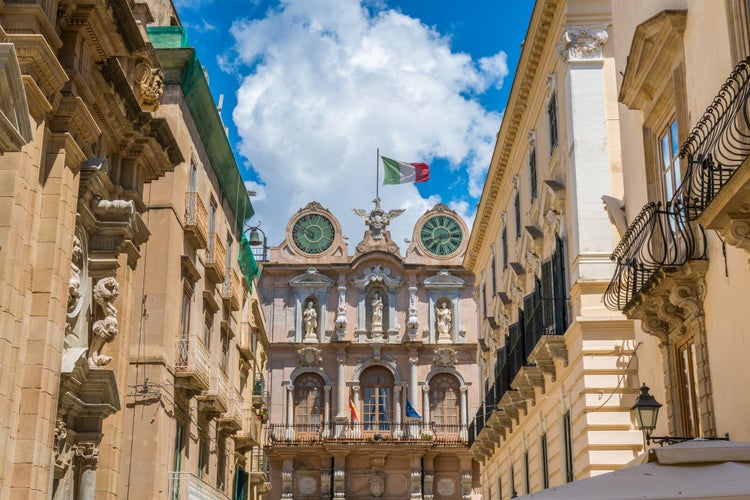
376, 148, 380, 200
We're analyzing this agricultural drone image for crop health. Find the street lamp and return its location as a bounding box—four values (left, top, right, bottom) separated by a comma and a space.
630, 383, 728, 446
246, 224, 269, 262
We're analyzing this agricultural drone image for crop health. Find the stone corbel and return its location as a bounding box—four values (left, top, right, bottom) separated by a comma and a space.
723, 208, 750, 255
88, 276, 119, 367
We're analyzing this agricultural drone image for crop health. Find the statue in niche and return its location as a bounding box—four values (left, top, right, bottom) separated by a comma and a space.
436, 302, 452, 339
88, 277, 119, 367
371, 292, 383, 329
303, 301, 318, 339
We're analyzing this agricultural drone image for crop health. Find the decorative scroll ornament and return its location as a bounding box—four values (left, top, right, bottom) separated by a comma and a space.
298, 347, 323, 367
74, 442, 99, 469
88, 277, 119, 367
53, 418, 73, 474
352, 197, 405, 240
135, 62, 164, 111
559, 24, 609, 61
433, 347, 457, 367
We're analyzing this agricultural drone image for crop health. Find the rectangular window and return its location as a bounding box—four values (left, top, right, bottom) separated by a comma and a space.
514, 192, 521, 239
675, 335, 700, 436
209, 199, 217, 235
180, 289, 191, 340
502, 227, 508, 269
173, 421, 184, 472
510, 464, 516, 498
540, 433, 549, 489
563, 411, 574, 483
197, 436, 208, 479
498, 475, 502, 500
221, 331, 229, 372
482, 282, 487, 318
548, 92, 558, 153
529, 145, 538, 200
203, 311, 212, 347
189, 160, 197, 192
524, 450, 530, 494
225, 234, 233, 270
491, 250, 497, 296
660, 119, 682, 202
216, 437, 226, 491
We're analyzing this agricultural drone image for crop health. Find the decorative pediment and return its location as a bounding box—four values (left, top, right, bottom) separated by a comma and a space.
423, 269, 464, 289
351, 264, 401, 289
290, 267, 334, 288
619, 11, 687, 110
297, 347, 323, 367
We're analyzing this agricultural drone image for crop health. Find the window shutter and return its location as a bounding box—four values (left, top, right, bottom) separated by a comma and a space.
552, 237, 568, 334
541, 259, 554, 333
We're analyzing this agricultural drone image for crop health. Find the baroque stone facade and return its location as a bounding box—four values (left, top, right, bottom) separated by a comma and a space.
260, 200, 481, 499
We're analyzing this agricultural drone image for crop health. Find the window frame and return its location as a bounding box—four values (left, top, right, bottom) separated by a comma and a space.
361, 366, 394, 432
294, 373, 325, 432
429, 373, 461, 431
674, 334, 701, 437
547, 91, 559, 153
562, 411, 574, 483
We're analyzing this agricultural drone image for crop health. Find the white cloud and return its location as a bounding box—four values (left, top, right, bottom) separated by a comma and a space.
230, 0, 505, 250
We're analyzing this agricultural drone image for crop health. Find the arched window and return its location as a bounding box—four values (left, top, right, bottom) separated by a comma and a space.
361, 366, 394, 431
294, 374, 324, 433
430, 374, 460, 433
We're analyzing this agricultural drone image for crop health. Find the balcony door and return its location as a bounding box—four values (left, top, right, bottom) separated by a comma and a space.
430, 374, 460, 435
361, 366, 393, 433
294, 373, 324, 435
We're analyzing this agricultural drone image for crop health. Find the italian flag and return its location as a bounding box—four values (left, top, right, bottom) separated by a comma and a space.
382, 156, 430, 184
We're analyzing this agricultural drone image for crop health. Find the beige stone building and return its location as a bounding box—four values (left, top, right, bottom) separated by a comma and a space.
465, 0, 643, 498
0, 0, 269, 498
605, 0, 750, 447
258, 200, 481, 499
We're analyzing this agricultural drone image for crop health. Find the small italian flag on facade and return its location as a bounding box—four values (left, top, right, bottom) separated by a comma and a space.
382, 156, 430, 185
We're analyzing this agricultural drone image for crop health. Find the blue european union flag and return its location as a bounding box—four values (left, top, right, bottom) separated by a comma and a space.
405, 398, 422, 419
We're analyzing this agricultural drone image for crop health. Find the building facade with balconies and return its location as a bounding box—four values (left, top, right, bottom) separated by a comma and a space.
464, 1, 644, 498
258, 200, 480, 499
0, 0, 184, 498
115, 6, 265, 498
605, 0, 750, 445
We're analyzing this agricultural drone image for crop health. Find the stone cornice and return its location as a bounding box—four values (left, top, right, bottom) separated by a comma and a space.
464, 0, 561, 272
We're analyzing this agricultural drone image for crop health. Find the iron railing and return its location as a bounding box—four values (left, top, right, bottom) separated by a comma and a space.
222, 268, 242, 310
676, 58, 750, 219
604, 202, 706, 311
166, 471, 230, 500
265, 421, 468, 446
174, 335, 210, 389
206, 233, 227, 283
184, 192, 208, 247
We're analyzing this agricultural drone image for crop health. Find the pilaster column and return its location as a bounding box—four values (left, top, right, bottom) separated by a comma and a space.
282, 457, 294, 499
460, 386, 469, 440
409, 349, 418, 405
336, 348, 346, 418
75, 442, 99, 500
393, 384, 403, 438
286, 384, 295, 440
323, 385, 331, 437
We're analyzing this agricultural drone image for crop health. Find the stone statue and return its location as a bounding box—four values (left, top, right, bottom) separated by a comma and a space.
352, 198, 405, 240
88, 277, 119, 367
303, 301, 317, 339
371, 292, 383, 329
436, 302, 452, 339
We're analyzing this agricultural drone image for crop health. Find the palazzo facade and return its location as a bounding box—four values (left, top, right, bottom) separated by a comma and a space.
259, 200, 481, 499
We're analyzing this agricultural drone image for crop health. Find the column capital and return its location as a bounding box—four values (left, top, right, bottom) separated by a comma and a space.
286, 384, 294, 392
352, 385, 360, 394
422, 384, 430, 393
74, 441, 99, 469
460, 385, 469, 394
324, 385, 332, 392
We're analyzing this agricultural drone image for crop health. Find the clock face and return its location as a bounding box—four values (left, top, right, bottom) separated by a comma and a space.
419, 214, 464, 257
292, 213, 335, 254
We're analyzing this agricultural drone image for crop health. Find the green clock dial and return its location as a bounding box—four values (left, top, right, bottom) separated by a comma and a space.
292, 213, 335, 254
419, 214, 464, 257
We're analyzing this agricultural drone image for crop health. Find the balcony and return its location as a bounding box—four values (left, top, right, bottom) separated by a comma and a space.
252, 380, 267, 408
205, 233, 226, 283
197, 364, 229, 416
604, 202, 706, 314
217, 390, 244, 434
166, 471, 230, 500
248, 447, 271, 492
184, 192, 208, 249
174, 335, 210, 392
676, 57, 750, 253
222, 268, 242, 311
235, 407, 262, 452
265, 422, 468, 447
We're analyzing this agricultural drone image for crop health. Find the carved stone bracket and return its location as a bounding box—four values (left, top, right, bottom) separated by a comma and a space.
88, 276, 119, 367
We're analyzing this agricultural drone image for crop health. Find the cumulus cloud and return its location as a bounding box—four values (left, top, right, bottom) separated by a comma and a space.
229, 0, 505, 249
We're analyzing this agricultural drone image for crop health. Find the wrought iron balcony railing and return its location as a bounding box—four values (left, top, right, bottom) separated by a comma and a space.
222, 268, 242, 311
184, 192, 208, 248
174, 335, 210, 391
675, 57, 750, 219
205, 233, 226, 283
604, 202, 706, 311
265, 421, 468, 446
166, 471, 230, 500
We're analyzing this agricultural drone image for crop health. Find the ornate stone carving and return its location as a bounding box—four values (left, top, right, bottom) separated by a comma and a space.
298, 347, 323, 367
334, 284, 347, 332
369, 471, 385, 497
53, 418, 74, 476
66, 231, 87, 348
74, 441, 99, 469
559, 24, 609, 61
352, 197, 405, 241
88, 277, 119, 367
406, 286, 419, 331
433, 347, 457, 368
135, 62, 164, 112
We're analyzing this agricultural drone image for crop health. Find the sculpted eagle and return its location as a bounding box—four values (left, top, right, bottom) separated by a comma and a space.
352, 198, 405, 240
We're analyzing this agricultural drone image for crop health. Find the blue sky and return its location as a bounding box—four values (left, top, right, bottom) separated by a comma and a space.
172, 0, 534, 248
